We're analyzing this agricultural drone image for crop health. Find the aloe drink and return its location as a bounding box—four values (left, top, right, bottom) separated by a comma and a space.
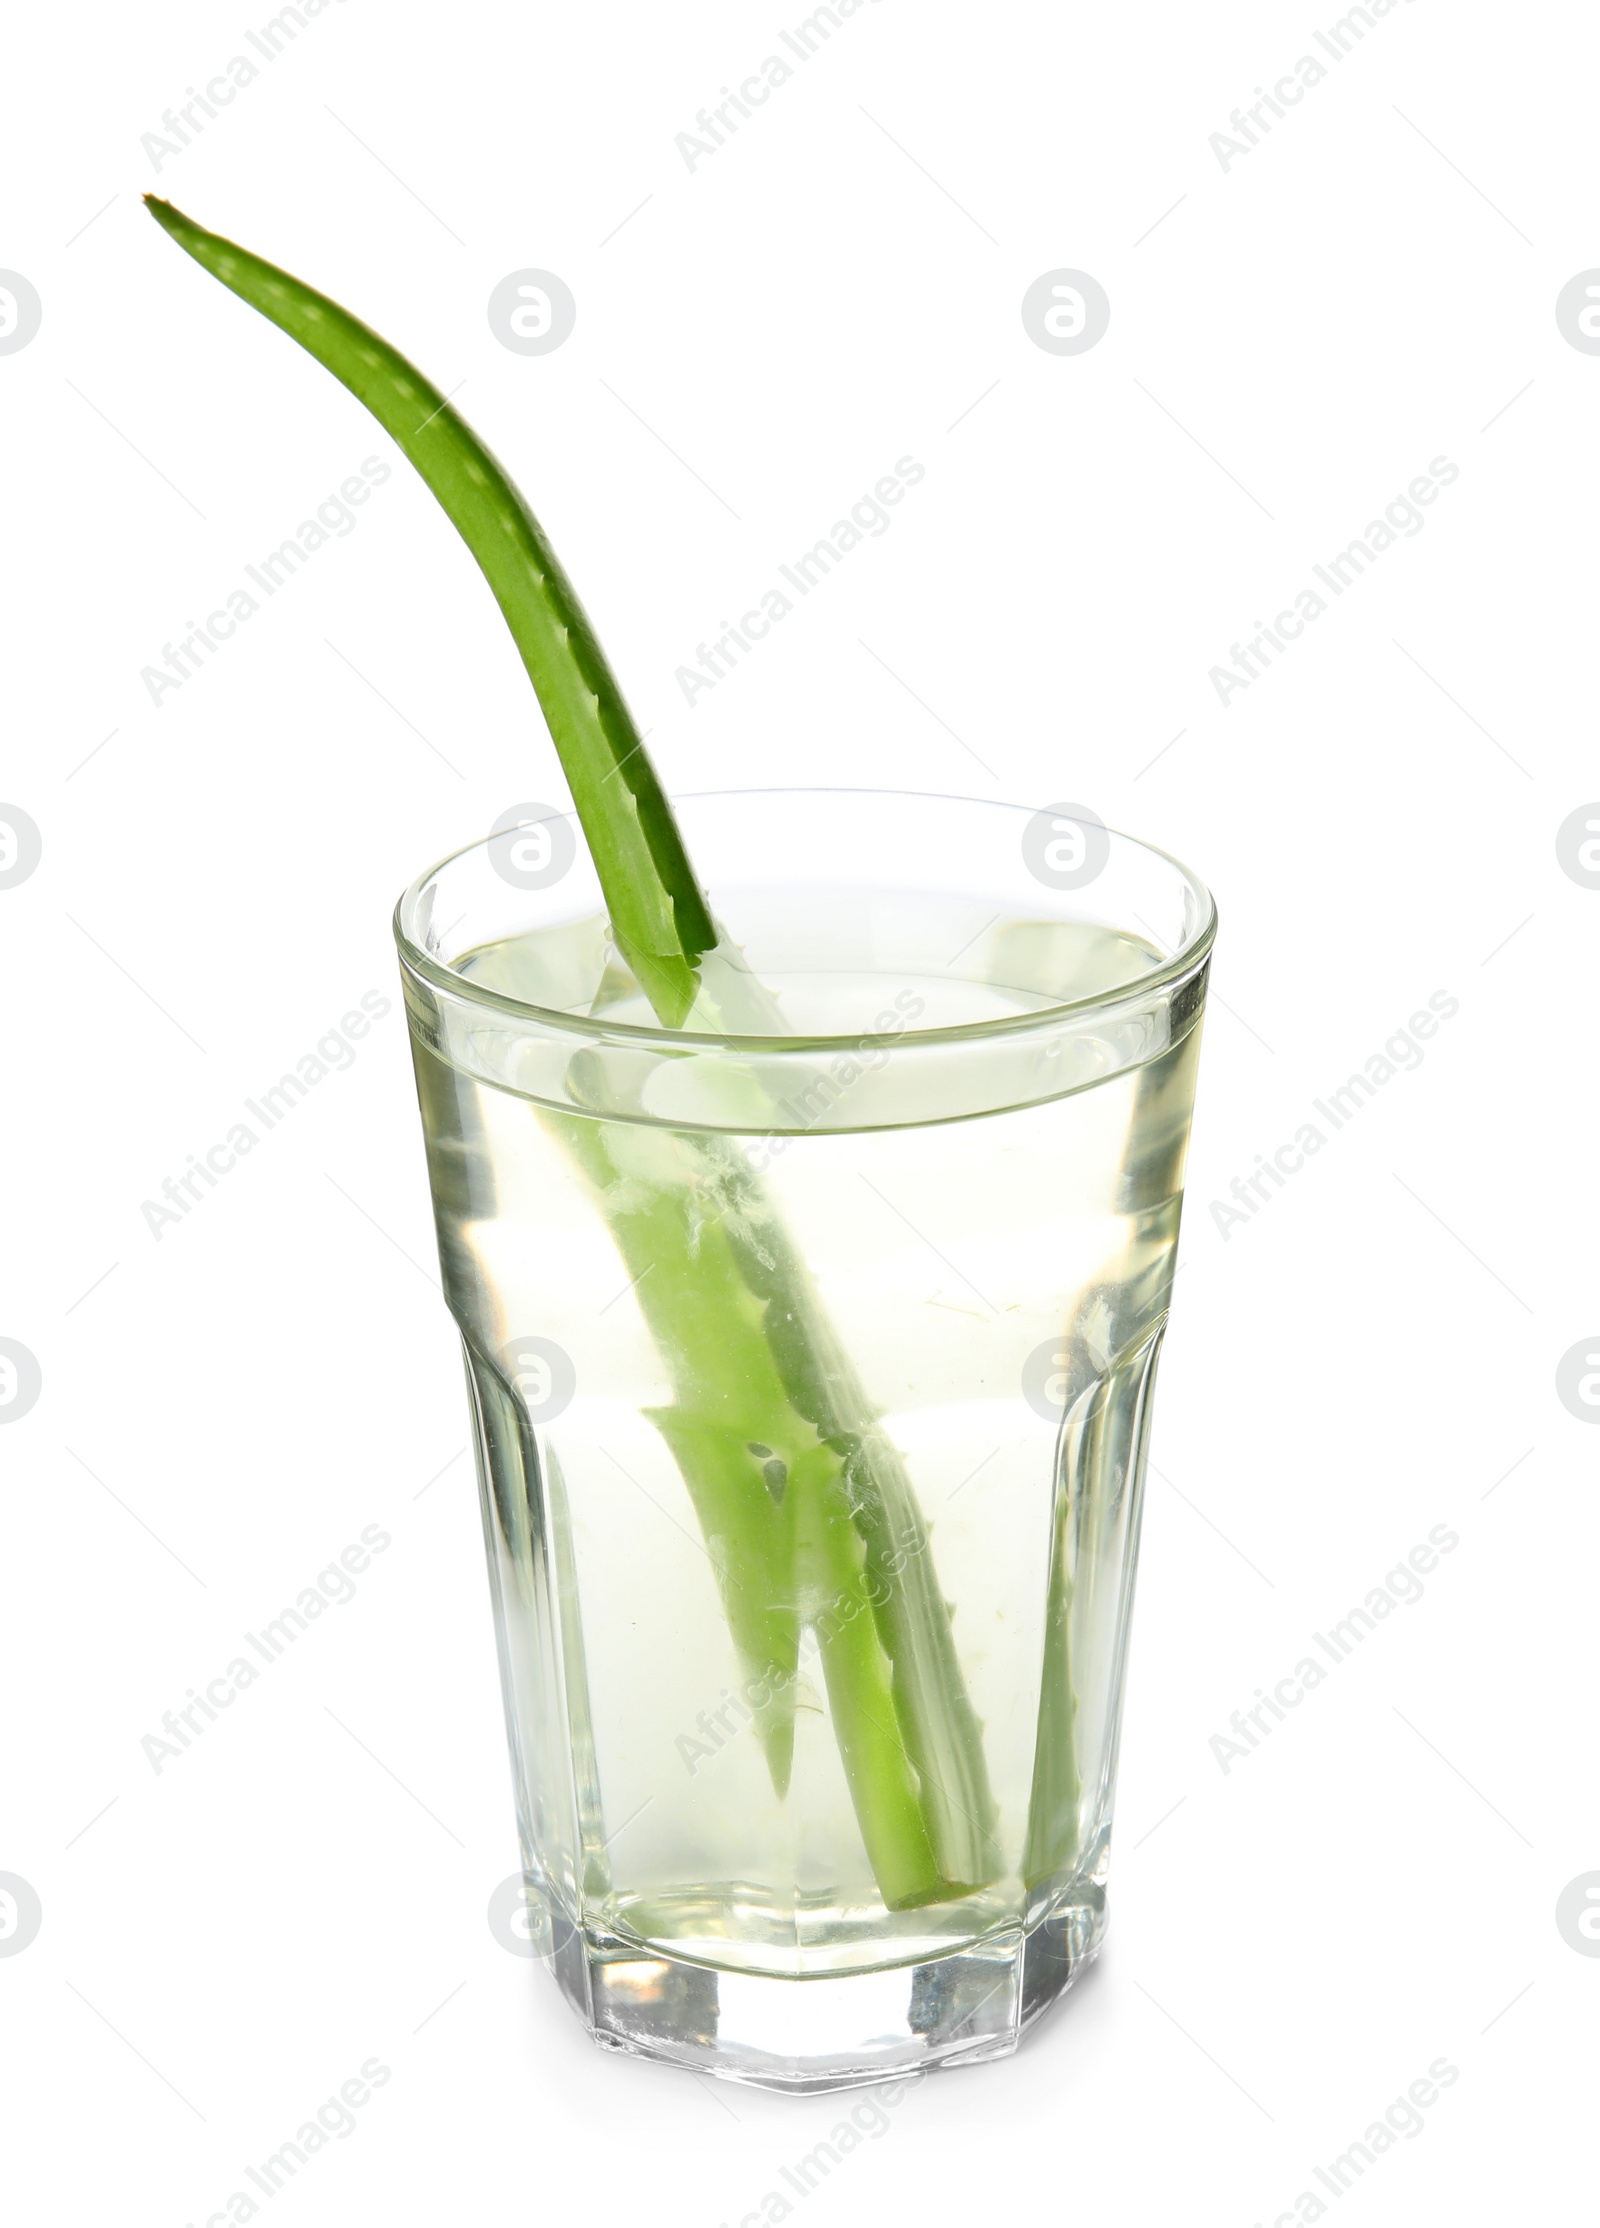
150, 198, 1214, 2086
398, 789, 1211, 2079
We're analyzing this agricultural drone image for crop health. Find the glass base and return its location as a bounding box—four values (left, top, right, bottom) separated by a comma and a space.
544, 1887, 1106, 2093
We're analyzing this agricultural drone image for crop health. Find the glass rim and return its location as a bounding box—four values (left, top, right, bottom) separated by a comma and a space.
392, 786, 1217, 1054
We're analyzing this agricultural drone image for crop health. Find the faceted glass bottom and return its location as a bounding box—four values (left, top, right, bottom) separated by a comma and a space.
540, 1884, 1106, 2092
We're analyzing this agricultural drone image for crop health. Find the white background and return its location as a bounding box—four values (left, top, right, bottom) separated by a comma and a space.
3, 1, 1594, 2221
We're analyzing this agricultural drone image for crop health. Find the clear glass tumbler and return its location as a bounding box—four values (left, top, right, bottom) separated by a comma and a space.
394, 789, 1213, 2091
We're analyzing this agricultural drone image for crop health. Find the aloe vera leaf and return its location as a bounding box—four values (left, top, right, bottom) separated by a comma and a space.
149, 195, 997, 1903
559, 1111, 949, 1908
550, 1111, 801, 1790
144, 194, 713, 1027
790, 1445, 944, 1909
703, 1140, 1000, 1891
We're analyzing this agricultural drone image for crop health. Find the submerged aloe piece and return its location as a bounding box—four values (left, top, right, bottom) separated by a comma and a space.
704, 1139, 997, 1890
149, 196, 997, 1906
550, 1110, 806, 1797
